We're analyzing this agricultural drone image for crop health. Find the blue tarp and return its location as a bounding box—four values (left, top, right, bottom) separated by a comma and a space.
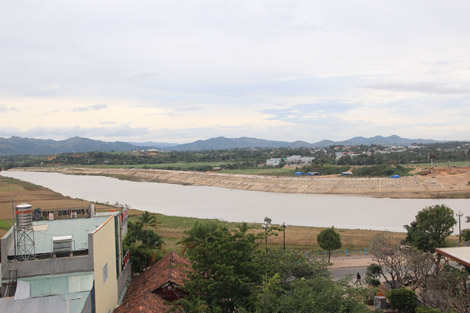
294, 172, 304, 176
390, 175, 400, 178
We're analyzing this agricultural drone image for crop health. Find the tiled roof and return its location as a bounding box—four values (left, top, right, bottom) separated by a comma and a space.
114, 252, 191, 313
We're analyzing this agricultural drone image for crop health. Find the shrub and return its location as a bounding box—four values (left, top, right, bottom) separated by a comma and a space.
387, 288, 418, 313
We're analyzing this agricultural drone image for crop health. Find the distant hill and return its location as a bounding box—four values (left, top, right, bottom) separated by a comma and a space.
0, 136, 142, 156
312, 135, 438, 148
169, 137, 311, 151
0, 135, 442, 156
168, 135, 439, 151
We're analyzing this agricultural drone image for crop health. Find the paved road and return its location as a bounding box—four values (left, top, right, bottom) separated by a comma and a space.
330, 266, 368, 281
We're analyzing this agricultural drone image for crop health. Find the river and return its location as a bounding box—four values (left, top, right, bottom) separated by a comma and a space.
2, 171, 469, 232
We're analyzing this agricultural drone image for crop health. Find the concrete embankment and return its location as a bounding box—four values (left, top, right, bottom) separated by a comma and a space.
13, 167, 470, 199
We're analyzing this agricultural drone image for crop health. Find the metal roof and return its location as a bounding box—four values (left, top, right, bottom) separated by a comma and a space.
0, 272, 94, 313
435, 247, 470, 267
7, 216, 109, 256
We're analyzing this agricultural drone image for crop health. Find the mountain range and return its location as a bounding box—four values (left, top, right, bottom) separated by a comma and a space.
0, 135, 441, 156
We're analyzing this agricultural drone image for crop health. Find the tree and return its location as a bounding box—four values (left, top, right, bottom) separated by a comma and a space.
137, 211, 158, 230
403, 204, 456, 253
365, 263, 382, 287
181, 222, 262, 312
253, 251, 369, 313
387, 288, 418, 313
369, 232, 407, 289
317, 227, 342, 263
123, 220, 163, 273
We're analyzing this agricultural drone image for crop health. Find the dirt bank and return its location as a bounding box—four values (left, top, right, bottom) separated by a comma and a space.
10, 166, 470, 199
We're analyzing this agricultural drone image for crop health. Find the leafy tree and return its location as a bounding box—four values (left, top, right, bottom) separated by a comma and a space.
365, 263, 382, 287
181, 222, 262, 312
403, 204, 456, 253
317, 227, 342, 263
462, 229, 470, 241
387, 288, 418, 313
123, 220, 163, 273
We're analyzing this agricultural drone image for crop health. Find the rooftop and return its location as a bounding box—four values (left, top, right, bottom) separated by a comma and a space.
435, 247, 470, 268
5, 215, 110, 256
115, 252, 191, 313
0, 271, 93, 313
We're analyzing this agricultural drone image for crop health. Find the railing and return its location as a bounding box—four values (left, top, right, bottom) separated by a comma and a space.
307, 248, 369, 258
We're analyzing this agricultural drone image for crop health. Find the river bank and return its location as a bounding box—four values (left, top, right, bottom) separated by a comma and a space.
11, 166, 470, 199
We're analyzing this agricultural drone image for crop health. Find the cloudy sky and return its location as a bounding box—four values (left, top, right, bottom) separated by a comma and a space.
1, 1, 470, 143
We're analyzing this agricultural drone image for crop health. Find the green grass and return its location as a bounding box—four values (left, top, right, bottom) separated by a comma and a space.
0, 219, 13, 231
0, 177, 42, 191
220, 168, 295, 176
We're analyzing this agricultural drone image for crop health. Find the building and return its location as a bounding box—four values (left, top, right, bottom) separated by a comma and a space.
266, 158, 282, 166
114, 252, 190, 313
435, 247, 470, 270
1, 203, 130, 313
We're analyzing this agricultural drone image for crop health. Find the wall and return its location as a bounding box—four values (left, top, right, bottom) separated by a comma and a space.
91, 216, 118, 313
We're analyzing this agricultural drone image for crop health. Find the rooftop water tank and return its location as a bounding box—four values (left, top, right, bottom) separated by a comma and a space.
16, 203, 33, 230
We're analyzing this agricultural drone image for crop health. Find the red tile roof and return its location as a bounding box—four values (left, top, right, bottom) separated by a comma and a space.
114, 252, 191, 313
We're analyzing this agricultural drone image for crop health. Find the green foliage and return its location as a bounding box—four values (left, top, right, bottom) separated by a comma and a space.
317, 227, 342, 262
387, 288, 418, 313
352, 165, 412, 177
416, 307, 440, 313
123, 214, 164, 273
403, 205, 457, 253
462, 229, 470, 241
365, 263, 382, 287
181, 222, 262, 312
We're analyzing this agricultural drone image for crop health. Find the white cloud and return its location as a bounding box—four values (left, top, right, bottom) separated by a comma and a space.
1, 0, 470, 142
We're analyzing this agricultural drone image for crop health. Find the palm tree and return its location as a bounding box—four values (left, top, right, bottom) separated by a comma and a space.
178, 221, 219, 253
137, 211, 158, 230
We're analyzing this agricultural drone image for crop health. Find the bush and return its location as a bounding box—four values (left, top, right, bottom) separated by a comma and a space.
387, 288, 418, 313
416, 306, 440, 313
462, 229, 470, 241
365, 263, 382, 287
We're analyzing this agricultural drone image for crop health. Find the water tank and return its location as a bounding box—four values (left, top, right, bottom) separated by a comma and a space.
16, 203, 33, 230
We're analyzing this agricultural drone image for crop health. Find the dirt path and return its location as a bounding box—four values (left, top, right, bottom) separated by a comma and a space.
10, 166, 470, 199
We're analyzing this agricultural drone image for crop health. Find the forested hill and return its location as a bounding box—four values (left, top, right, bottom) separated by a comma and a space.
0, 136, 142, 155
0, 135, 442, 155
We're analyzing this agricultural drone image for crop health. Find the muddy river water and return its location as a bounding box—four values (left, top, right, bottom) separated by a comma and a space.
3, 171, 469, 232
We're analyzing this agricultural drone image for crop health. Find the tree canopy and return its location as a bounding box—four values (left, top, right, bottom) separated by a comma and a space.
317, 227, 342, 262
403, 204, 456, 253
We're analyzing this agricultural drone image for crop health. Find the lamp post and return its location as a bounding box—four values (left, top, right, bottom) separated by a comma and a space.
457, 211, 463, 245
282, 223, 287, 250
262, 217, 271, 252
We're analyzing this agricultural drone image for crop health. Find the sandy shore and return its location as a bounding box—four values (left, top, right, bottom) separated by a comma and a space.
11, 166, 470, 199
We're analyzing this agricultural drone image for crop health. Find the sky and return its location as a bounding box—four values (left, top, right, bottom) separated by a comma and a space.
1, 0, 470, 144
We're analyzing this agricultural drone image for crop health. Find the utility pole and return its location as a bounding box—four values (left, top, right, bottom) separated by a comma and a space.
457, 211, 463, 245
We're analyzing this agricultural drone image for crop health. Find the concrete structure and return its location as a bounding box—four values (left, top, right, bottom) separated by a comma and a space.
266, 158, 282, 166
1, 205, 130, 313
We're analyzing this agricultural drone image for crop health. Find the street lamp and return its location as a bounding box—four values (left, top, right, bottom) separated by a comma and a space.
457, 211, 463, 246
262, 217, 271, 252
282, 223, 287, 250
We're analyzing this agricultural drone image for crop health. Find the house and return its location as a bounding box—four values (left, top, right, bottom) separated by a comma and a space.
0, 203, 130, 313
266, 158, 282, 166
114, 252, 191, 313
